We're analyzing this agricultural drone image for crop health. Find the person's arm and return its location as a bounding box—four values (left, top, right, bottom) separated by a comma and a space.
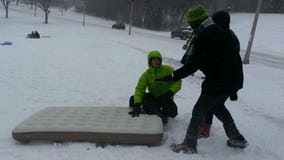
173, 50, 200, 80
134, 71, 148, 104
155, 48, 201, 82
170, 80, 182, 94
156, 32, 205, 82
174, 27, 221, 80
167, 66, 182, 94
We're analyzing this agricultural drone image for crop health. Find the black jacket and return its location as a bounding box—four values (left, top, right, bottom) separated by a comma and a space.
212, 11, 243, 93
224, 29, 243, 92
173, 17, 243, 94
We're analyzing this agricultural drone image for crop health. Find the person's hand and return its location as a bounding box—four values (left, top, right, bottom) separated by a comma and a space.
155, 74, 175, 82
163, 91, 174, 100
128, 103, 142, 117
229, 92, 238, 101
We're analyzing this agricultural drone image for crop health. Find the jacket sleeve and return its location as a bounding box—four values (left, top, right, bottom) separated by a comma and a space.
173, 45, 201, 80
134, 71, 148, 104
170, 80, 182, 94
167, 66, 182, 94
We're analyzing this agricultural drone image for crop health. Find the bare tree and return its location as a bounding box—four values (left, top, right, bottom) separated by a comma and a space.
38, 0, 51, 24
1, 0, 15, 18
59, 0, 65, 15
80, 0, 87, 26
27, 0, 51, 23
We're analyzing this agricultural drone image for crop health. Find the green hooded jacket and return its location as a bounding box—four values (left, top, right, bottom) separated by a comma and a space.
134, 51, 182, 104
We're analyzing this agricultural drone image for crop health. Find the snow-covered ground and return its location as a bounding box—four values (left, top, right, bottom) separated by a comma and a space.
1, 4, 284, 160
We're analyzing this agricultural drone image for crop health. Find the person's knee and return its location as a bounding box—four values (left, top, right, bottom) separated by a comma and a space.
167, 110, 178, 118
129, 95, 134, 107
214, 107, 234, 123
192, 107, 207, 119
163, 102, 178, 118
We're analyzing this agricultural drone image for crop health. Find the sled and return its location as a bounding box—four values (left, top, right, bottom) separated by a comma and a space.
1, 41, 13, 45
41, 36, 51, 38
12, 106, 163, 145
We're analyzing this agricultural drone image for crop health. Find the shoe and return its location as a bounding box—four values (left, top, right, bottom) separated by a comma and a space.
199, 123, 211, 138
171, 143, 197, 154
227, 134, 248, 149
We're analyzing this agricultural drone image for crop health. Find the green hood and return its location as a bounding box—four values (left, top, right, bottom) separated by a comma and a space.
147, 50, 162, 68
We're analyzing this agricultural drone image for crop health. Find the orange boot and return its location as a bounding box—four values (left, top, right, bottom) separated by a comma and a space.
200, 123, 211, 138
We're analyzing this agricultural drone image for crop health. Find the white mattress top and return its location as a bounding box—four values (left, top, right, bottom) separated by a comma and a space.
13, 107, 163, 134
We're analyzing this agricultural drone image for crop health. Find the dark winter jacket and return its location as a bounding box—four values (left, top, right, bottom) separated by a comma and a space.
181, 33, 196, 65
134, 51, 182, 104
173, 17, 242, 94
212, 11, 244, 92
34, 31, 40, 39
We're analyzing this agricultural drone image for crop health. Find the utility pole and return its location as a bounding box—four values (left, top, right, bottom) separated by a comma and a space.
129, 0, 134, 35
82, 0, 87, 26
34, 3, 37, 17
243, 0, 263, 64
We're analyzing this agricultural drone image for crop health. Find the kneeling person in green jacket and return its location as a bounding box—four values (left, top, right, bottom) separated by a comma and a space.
129, 50, 182, 123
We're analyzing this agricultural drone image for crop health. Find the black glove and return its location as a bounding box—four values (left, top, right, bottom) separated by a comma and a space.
163, 91, 174, 100
155, 74, 175, 82
128, 103, 142, 117
229, 92, 238, 101
160, 91, 174, 105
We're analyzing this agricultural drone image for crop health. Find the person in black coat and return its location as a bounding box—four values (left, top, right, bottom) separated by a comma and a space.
34, 30, 40, 39
156, 5, 247, 154
199, 10, 244, 138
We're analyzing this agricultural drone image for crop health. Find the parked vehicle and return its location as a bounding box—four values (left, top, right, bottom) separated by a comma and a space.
112, 22, 126, 30
171, 27, 192, 40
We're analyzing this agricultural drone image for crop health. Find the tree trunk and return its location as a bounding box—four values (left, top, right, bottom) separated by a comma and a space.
34, 5, 36, 17
16, 0, 19, 5
5, 7, 8, 19
179, 9, 187, 26
45, 10, 48, 24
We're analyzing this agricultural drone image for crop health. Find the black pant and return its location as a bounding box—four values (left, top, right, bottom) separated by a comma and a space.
183, 90, 241, 147
129, 93, 178, 118
204, 112, 214, 124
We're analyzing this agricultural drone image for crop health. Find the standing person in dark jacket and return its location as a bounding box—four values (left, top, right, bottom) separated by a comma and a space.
200, 10, 244, 138
156, 5, 247, 154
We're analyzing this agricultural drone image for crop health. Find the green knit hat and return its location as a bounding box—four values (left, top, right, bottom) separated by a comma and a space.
186, 5, 208, 24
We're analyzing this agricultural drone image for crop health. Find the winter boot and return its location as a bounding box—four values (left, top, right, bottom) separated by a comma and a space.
199, 123, 211, 138
172, 118, 200, 154
171, 143, 197, 154
227, 134, 248, 149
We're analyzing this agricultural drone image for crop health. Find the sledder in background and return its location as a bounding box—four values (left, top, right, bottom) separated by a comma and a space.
129, 51, 182, 124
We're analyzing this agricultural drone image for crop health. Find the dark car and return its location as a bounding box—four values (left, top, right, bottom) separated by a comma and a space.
112, 22, 126, 30
171, 27, 192, 40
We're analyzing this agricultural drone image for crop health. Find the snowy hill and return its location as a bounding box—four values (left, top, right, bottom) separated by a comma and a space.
0, 4, 284, 160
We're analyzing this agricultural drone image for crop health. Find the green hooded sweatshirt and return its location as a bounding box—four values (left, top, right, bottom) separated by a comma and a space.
134, 51, 182, 104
